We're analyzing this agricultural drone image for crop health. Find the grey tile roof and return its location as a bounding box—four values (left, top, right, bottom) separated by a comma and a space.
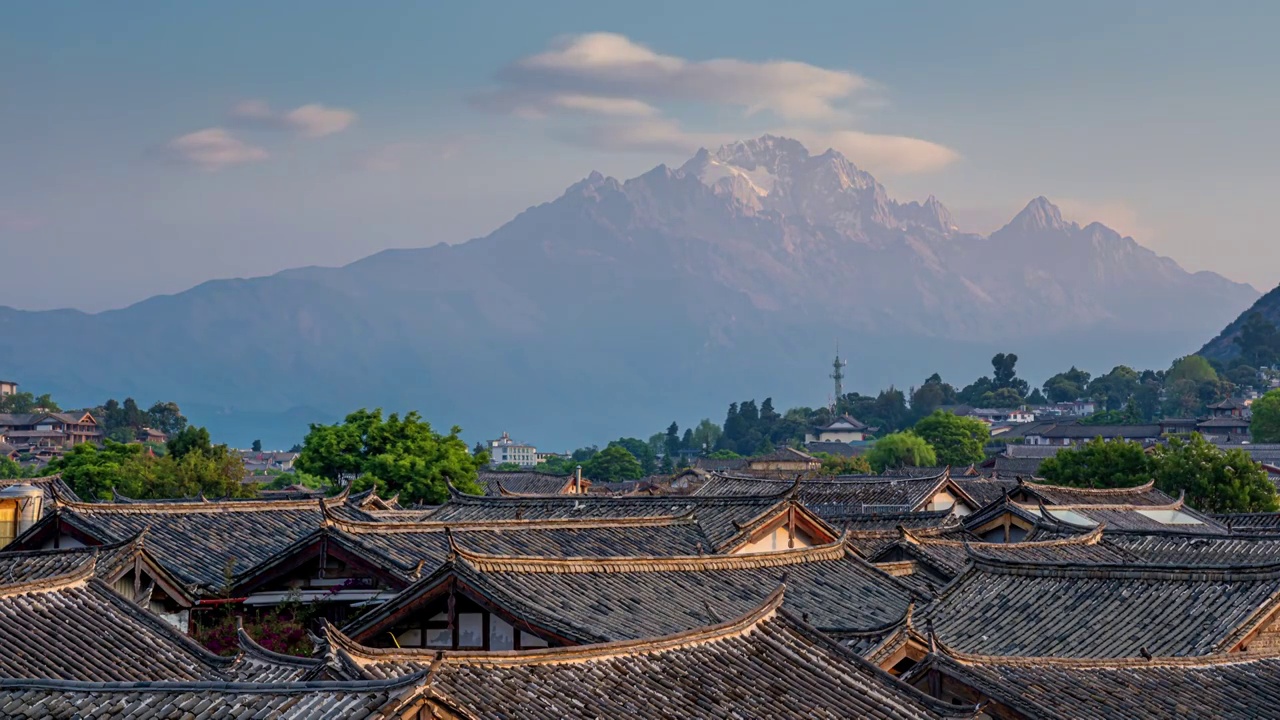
1018, 479, 1176, 506
423, 490, 809, 550
476, 471, 575, 496
328, 590, 974, 720
693, 471, 956, 518
1214, 511, 1280, 534
922, 553, 1280, 658
344, 537, 920, 645
951, 477, 1019, 506
0, 674, 428, 719
22, 494, 347, 591
0, 562, 232, 681
919, 649, 1280, 720
225, 628, 325, 683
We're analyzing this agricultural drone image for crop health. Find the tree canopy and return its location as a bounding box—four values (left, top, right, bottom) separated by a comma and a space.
582, 445, 644, 482
865, 432, 937, 473
912, 411, 988, 467
47, 433, 250, 501
295, 409, 482, 503
1152, 435, 1277, 513
1038, 434, 1277, 513
813, 452, 872, 475
1252, 390, 1280, 444
1037, 438, 1153, 489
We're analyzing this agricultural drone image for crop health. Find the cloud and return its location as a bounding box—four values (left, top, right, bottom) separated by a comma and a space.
163, 128, 268, 171
784, 129, 962, 175
230, 100, 357, 138
478, 32, 959, 175
1055, 198, 1150, 240
481, 32, 865, 122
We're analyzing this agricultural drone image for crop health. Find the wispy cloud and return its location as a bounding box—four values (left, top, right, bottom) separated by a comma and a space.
229, 100, 358, 138
163, 128, 268, 171
476, 32, 959, 176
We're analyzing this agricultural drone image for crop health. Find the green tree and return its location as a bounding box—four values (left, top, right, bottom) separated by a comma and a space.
583, 445, 644, 482
145, 401, 189, 435
1037, 438, 1153, 488
663, 422, 682, 461
690, 419, 722, 455
991, 353, 1030, 398
1167, 355, 1218, 385
1043, 367, 1092, 403
912, 411, 989, 467
706, 449, 741, 460
866, 432, 937, 473
1252, 390, 1280, 443
1152, 435, 1277, 513
494, 462, 522, 471
47, 441, 149, 501
978, 388, 1026, 408
813, 452, 872, 475
251, 439, 263, 453
295, 408, 482, 503
167, 426, 214, 461
609, 437, 657, 475
1088, 366, 1140, 411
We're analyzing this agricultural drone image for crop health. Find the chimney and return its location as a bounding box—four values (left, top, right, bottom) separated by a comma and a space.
575, 465, 583, 494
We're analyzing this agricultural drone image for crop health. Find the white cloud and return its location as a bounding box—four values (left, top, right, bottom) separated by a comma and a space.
478, 32, 959, 175
784, 129, 962, 176
483, 32, 865, 122
230, 100, 357, 138
164, 128, 267, 171
356, 140, 466, 172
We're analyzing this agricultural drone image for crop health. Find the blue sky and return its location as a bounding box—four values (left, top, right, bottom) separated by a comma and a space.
3, 1, 1276, 310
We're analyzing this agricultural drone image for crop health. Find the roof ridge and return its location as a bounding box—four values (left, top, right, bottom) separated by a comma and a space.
0, 551, 97, 597
322, 506, 703, 535
1025, 498, 1186, 512
340, 585, 789, 667
236, 627, 324, 668
1023, 479, 1157, 495
967, 552, 1280, 580
452, 531, 853, 574
55, 487, 350, 514
0, 671, 431, 694
935, 639, 1280, 669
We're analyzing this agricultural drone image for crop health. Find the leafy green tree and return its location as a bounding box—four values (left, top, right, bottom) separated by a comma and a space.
1253, 390, 1280, 443
583, 445, 644, 482
251, 439, 263, 453
536, 456, 576, 476
1167, 355, 1218, 385
664, 422, 681, 461
1088, 366, 1140, 411
47, 439, 252, 501
689, 419, 722, 455
1043, 367, 1092, 403
912, 411, 988, 467
0, 458, 36, 480
706, 449, 741, 460
991, 353, 1030, 398
978, 388, 1026, 408
866, 432, 937, 473
494, 462, 522, 472
1037, 438, 1153, 488
1152, 435, 1277, 513
295, 409, 482, 503
813, 452, 872, 475
956, 377, 995, 406
145, 401, 188, 435
167, 426, 215, 461
609, 437, 656, 475
1025, 388, 1048, 405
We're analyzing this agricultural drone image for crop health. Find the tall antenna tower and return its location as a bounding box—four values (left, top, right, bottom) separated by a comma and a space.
830, 341, 847, 411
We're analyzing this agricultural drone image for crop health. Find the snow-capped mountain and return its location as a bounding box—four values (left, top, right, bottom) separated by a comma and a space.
0, 136, 1258, 448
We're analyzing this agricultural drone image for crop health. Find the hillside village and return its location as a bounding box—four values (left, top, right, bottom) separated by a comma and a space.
6, 318, 1280, 717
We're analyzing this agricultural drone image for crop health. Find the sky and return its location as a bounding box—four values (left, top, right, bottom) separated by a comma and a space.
2, 1, 1277, 311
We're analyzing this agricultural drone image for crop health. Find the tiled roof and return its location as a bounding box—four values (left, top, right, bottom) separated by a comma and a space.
423, 489, 810, 550
226, 628, 325, 683
476, 471, 575, 496
1027, 423, 1164, 439
1031, 500, 1231, 535
693, 471, 957, 518
1215, 511, 1280, 534
951, 477, 1019, 507
1216, 443, 1280, 465
922, 553, 1280, 658
804, 441, 864, 457
690, 456, 749, 472
919, 648, 1280, 720
344, 537, 919, 645
18, 493, 348, 590
985, 456, 1045, 477
750, 447, 818, 463
1018, 479, 1176, 506
1104, 533, 1280, 566
0, 474, 80, 514
328, 589, 974, 720
0, 674, 429, 719
0, 561, 232, 681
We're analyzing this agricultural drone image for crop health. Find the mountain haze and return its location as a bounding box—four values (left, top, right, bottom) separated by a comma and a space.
0, 136, 1258, 448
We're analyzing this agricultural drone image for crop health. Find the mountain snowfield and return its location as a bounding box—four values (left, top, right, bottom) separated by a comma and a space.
0, 136, 1259, 448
